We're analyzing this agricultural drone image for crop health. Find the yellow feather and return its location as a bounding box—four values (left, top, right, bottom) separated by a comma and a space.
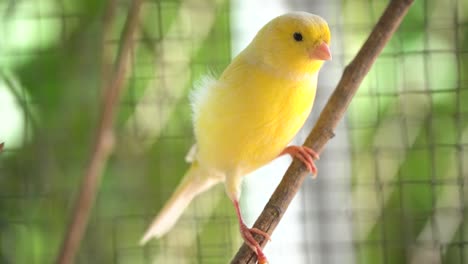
195, 55, 318, 174
193, 12, 330, 198
141, 11, 331, 245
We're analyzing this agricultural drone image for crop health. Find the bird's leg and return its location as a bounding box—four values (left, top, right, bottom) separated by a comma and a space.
280, 145, 319, 177
233, 200, 270, 264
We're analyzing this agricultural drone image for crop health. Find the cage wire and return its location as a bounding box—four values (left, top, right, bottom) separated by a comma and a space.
0, 0, 467, 264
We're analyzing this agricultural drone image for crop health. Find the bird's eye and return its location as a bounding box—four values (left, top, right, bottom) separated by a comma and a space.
293, 32, 303, 41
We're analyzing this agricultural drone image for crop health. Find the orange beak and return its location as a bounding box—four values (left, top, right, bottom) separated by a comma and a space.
309, 42, 332, 61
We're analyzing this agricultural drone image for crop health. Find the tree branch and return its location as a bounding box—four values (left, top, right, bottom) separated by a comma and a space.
55, 0, 143, 263
230, 0, 415, 263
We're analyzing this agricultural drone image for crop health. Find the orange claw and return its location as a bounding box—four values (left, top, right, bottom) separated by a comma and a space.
280, 145, 319, 177
233, 200, 270, 264
239, 222, 269, 264
250, 227, 271, 241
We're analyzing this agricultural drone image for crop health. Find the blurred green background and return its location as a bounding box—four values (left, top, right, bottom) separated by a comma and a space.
345, 1, 468, 263
0, 0, 467, 263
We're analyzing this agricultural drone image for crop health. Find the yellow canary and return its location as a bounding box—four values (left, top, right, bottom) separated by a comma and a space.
141, 12, 331, 263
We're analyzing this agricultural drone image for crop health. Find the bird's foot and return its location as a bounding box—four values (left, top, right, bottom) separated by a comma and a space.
280, 145, 319, 177
239, 222, 270, 264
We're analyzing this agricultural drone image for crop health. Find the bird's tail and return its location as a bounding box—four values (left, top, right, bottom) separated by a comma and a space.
140, 164, 220, 245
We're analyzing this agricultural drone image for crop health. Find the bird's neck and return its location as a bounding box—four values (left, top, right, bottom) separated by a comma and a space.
241, 50, 323, 82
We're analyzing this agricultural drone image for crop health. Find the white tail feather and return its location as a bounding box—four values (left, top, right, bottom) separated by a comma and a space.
140, 164, 220, 245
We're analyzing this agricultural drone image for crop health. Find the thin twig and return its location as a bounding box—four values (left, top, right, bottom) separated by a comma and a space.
100, 0, 117, 86
230, 0, 415, 263
55, 0, 143, 263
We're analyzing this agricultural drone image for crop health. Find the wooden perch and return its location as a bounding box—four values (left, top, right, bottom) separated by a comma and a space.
55, 0, 142, 263
230, 0, 414, 263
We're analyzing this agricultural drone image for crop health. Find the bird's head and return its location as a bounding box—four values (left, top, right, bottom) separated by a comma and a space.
246, 12, 331, 77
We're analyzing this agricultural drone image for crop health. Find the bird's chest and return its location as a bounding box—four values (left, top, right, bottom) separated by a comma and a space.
209, 78, 315, 170
195, 66, 318, 173
242, 78, 316, 161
